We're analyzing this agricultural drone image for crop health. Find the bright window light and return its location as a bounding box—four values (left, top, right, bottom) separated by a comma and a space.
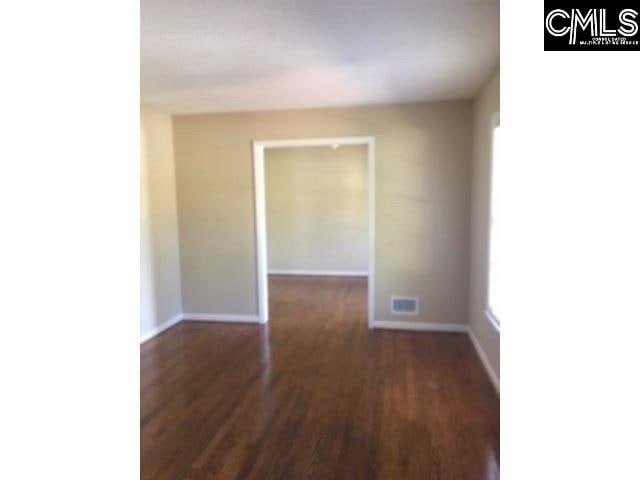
487, 115, 502, 330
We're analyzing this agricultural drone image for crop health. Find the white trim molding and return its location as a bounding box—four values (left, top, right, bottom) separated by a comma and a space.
268, 269, 368, 277
372, 320, 468, 333
253, 136, 376, 328
484, 307, 501, 332
140, 312, 263, 343
468, 329, 500, 393
182, 313, 261, 323
373, 320, 500, 393
140, 313, 183, 344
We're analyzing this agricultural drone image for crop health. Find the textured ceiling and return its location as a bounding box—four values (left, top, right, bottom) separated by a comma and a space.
141, 0, 499, 114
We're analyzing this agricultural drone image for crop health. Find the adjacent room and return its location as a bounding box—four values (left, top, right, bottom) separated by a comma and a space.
141, 1, 500, 478
265, 142, 370, 329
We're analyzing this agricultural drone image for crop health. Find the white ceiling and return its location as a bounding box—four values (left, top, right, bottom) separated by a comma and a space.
141, 0, 499, 114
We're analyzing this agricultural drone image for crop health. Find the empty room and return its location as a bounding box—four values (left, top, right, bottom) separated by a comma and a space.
140, 0, 500, 478
7, 1, 640, 479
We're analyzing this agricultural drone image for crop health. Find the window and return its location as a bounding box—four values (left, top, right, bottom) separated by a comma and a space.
486, 113, 502, 330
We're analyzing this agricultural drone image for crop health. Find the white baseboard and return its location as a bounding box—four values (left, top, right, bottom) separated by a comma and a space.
268, 269, 369, 277
373, 319, 499, 394
140, 313, 183, 344
142, 314, 498, 393
468, 329, 500, 394
140, 313, 261, 343
372, 320, 469, 333
182, 313, 261, 323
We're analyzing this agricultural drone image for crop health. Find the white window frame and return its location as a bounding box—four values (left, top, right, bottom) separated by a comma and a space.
485, 112, 501, 332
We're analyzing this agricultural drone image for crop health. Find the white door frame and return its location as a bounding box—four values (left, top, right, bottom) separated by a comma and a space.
252, 136, 376, 328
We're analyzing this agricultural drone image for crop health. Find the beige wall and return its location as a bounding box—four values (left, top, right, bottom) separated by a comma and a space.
266, 145, 368, 273
140, 107, 183, 337
469, 69, 500, 380
173, 101, 472, 325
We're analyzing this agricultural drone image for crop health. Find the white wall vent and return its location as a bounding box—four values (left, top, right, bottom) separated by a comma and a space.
391, 296, 419, 315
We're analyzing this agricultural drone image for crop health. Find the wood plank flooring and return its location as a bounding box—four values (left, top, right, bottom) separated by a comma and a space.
141, 275, 499, 479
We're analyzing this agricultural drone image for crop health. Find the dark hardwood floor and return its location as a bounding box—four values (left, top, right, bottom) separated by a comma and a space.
141, 276, 499, 479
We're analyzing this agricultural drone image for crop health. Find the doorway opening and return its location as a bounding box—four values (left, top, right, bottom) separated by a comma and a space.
252, 137, 375, 328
